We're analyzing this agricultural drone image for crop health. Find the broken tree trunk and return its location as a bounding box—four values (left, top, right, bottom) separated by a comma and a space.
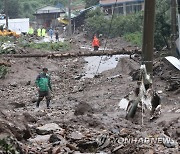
0, 49, 141, 59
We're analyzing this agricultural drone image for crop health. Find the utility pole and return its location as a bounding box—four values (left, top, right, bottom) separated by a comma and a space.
142, 0, 156, 75
177, 0, 180, 57
4, 0, 8, 29
68, 0, 72, 37
171, 0, 177, 56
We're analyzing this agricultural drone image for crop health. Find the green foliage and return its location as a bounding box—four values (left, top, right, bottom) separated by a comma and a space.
85, 9, 143, 45
0, 66, 8, 79
0, 138, 18, 153
86, 7, 104, 18
0, 36, 16, 54
85, 9, 110, 37
0, 48, 16, 54
0, 1, 3, 13
85, 0, 172, 50
154, 0, 171, 50
0, 0, 85, 20
0, 36, 14, 43
124, 32, 142, 47
85, 0, 99, 8
7, 0, 21, 18
0, 0, 20, 18
110, 13, 143, 37
28, 42, 71, 51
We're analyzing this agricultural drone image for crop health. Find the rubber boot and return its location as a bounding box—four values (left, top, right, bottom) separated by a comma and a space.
36, 100, 40, 108
46, 100, 50, 109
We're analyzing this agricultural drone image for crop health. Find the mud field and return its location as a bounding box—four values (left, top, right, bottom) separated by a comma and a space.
0, 35, 179, 153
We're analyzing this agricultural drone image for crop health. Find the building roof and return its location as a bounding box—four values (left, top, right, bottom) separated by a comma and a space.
72, 4, 85, 11
35, 5, 65, 15
100, 0, 144, 6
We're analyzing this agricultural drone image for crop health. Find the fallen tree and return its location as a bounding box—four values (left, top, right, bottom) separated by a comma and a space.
0, 49, 141, 59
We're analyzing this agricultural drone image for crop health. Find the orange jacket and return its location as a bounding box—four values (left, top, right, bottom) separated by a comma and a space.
92, 36, 100, 47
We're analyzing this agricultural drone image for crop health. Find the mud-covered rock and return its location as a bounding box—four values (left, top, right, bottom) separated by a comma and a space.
77, 141, 98, 153
49, 134, 66, 145
36, 123, 62, 135
23, 112, 37, 123
74, 102, 94, 116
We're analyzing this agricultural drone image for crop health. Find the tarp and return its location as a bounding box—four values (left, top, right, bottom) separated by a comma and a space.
165, 56, 180, 70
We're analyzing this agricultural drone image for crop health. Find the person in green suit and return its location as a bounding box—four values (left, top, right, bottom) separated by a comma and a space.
35, 68, 52, 108
28, 26, 34, 36
37, 28, 42, 37
42, 27, 46, 37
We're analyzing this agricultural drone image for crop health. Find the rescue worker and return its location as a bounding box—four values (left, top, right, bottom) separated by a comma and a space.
42, 27, 46, 37
92, 34, 100, 51
35, 68, 52, 109
28, 26, 34, 36
37, 27, 42, 37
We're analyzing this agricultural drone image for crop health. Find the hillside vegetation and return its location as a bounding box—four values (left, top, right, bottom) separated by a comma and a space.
0, 0, 86, 20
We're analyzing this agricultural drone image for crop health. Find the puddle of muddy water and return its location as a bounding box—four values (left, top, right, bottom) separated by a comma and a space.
83, 55, 129, 78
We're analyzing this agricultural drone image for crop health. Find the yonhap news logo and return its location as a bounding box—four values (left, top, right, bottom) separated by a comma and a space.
96, 134, 176, 148
113, 137, 175, 145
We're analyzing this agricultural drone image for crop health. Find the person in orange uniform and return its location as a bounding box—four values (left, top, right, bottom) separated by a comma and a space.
92, 34, 100, 51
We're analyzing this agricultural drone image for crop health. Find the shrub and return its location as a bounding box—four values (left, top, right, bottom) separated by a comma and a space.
85, 9, 143, 39
124, 32, 142, 47
0, 36, 14, 43
28, 42, 71, 51
0, 138, 18, 153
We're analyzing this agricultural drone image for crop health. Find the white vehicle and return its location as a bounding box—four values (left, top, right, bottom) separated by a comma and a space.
0, 18, 29, 34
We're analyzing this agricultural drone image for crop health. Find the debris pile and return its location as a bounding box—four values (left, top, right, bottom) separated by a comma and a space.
0, 30, 20, 37
0, 34, 179, 153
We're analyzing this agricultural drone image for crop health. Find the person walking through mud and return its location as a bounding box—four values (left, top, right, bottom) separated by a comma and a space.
92, 34, 100, 51
35, 68, 52, 109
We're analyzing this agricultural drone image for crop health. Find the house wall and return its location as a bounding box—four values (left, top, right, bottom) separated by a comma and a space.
101, 1, 144, 15
35, 13, 61, 28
